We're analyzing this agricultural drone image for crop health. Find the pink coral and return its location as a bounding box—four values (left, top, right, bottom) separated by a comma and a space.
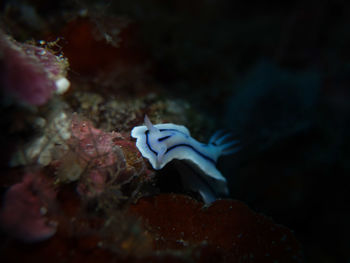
70, 115, 121, 169
68, 116, 127, 197
62, 115, 149, 199
0, 173, 57, 242
0, 31, 69, 106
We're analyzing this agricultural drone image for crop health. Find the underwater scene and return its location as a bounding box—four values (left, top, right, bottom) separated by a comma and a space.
0, 1, 349, 262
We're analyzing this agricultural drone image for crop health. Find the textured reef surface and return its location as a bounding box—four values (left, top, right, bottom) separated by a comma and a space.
1, 1, 350, 262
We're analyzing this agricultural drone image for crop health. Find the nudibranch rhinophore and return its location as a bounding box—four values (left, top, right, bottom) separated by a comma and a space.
131, 115, 239, 203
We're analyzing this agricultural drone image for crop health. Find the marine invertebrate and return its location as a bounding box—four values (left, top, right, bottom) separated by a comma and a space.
0, 30, 69, 106
129, 193, 303, 262
131, 116, 239, 203
0, 173, 58, 242
55, 115, 149, 204
10, 102, 71, 167
64, 115, 127, 197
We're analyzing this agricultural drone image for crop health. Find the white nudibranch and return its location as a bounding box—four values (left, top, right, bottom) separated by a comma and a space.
131, 115, 240, 203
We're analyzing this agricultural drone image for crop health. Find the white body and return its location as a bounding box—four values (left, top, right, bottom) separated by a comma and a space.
131, 116, 239, 202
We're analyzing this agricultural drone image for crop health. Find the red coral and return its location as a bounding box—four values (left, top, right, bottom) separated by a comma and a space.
0, 176, 303, 262
129, 194, 303, 263
59, 18, 142, 75
0, 173, 58, 242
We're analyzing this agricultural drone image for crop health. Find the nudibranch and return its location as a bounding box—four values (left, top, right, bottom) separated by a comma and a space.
131, 116, 239, 203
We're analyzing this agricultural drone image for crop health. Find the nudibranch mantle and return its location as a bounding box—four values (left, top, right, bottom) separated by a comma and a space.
131, 116, 239, 197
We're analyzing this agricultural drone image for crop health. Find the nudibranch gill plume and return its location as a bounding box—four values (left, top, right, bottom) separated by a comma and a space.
131, 116, 239, 203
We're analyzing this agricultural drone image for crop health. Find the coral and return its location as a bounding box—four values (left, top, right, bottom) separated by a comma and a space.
0, 30, 69, 106
59, 18, 141, 75
67, 115, 127, 198
0, 188, 303, 262
97, 212, 153, 256
0, 181, 154, 262
129, 194, 303, 262
10, 100, 71, 166
56, 16, 156, 99
9, 107, 151, 203
69, 89, 212, 140
56, 115, 151, 202
0, 172, 58, 242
